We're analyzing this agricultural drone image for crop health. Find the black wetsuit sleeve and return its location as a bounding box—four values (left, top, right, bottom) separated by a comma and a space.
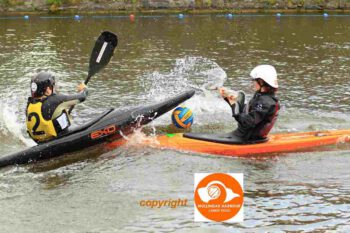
41, 89, 88, 120
223, 97, 247, 116
233, 98, 272, 129
57, 89, 89, 103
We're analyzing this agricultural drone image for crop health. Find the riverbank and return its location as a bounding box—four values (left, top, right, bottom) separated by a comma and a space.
1, 9, 350, 16
0, 0, 350, 14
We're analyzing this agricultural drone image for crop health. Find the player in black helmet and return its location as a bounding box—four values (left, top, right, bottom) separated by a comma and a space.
26, 71, 88, 143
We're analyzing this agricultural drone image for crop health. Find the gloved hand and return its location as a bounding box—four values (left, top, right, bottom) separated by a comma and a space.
77, 82, 87, 92
218, 87, 238, 105
218, 87, 227, 97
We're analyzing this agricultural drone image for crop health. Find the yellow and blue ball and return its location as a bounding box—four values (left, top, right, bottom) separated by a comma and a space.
171, 106, 193, 129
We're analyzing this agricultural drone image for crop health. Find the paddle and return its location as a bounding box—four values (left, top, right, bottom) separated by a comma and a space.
68, 31, 118, 114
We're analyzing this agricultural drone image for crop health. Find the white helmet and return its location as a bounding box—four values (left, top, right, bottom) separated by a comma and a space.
250, 65, 278, 88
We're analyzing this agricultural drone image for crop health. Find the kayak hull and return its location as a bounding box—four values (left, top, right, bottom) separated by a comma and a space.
140, 130, 350, 157
0, 90, 195, 168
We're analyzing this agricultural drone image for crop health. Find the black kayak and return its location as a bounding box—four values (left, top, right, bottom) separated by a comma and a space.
0, 90, 195, 168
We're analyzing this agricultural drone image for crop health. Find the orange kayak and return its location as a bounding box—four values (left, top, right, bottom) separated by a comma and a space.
127, 129, 350, 157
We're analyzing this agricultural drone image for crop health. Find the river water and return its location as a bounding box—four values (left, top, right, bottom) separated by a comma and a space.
0, 14, 349, 232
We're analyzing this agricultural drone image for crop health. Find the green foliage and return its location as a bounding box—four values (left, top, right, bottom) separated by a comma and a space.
0, 0, 25, 6
314, 0, 325, 5
204, 0, 212, 7
64, 0, 81, 4
195, 0, 203, 8
266, 0, 277, 6
47, 0, 62, 5
0, 0, 9, 6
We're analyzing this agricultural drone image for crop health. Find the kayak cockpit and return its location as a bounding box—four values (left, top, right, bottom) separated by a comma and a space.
183, 132, 268, 145
57, 109, 114, 139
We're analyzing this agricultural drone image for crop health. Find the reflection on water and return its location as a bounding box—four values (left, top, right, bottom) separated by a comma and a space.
0, 15, 349, 232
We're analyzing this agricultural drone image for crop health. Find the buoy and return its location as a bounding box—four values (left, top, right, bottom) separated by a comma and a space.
227, 13, 233, 19
178, 13, 184, 19
24, 15, 29, 20
74, 15, 80, 20
323, 13, 329, 17
276, 13, 281, 17
129, 14, 135, 21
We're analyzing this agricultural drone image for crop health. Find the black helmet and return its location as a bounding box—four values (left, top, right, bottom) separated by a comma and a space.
30, 71, 55, 98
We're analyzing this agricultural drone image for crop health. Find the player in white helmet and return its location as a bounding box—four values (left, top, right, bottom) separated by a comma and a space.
218, 64, 280, 142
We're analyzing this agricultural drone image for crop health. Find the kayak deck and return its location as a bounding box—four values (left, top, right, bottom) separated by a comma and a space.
138, 129, 350, 156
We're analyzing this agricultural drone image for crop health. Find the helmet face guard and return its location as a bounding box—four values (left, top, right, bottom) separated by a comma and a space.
31, 72, 55, 98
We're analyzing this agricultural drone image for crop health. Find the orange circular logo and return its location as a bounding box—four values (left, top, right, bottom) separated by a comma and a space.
194, 173, 244, 222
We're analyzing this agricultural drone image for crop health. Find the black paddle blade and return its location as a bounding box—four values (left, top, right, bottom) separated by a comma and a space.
86, 31, 118, 84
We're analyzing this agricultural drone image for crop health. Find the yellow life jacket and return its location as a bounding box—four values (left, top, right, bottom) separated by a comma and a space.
26, 101, 70, 142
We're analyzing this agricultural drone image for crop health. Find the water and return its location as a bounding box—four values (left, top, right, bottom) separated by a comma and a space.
0, 15, 350, 232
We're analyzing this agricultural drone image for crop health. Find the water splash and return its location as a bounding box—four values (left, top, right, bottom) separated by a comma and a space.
142, 56, 227, 100
140, 56, 233, 126
0, 97, 35, 147
121, 128, 159, 148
